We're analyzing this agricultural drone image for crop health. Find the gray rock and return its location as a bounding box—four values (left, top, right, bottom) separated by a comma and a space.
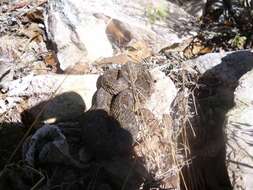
226, 70, 253, 190
0, 74, 98, 123
45, 0, 198, 70
0, 61, 14, 83
184, 50, 253, 190
23, 124, 70, 166
168, 0, 207, 17
145, 67, 178, 121
185, 50, 253, 84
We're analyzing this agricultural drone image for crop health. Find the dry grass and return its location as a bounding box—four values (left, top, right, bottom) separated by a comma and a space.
124, 61, 199, 189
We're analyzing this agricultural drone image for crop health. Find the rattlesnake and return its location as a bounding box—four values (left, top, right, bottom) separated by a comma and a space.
91, 63, 154, 140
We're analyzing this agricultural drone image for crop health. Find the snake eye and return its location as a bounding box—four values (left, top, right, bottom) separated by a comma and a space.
154, 80, 157, 83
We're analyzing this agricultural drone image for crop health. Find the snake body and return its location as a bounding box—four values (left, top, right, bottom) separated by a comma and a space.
92, 63, 154, 140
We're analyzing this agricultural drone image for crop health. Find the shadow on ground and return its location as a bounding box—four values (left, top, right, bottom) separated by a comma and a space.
0, 92, 158, 190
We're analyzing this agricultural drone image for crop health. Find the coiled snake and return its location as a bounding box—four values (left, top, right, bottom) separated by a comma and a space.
91, 63, 154, 140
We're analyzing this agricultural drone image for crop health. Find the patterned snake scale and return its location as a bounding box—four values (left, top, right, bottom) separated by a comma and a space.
91, 63, 154, 140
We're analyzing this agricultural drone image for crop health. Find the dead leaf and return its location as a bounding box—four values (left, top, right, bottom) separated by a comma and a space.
106, 19, 132, 48
161, 38, 193, 53
96, 54, 130, 66
42, 51, 59, 72
124, 40, 152, 62
19, 23, 45, 43
183, 37, 213, 58
97, 40, 152, 65
64, 62, 91, 74
25, 8, 44, 23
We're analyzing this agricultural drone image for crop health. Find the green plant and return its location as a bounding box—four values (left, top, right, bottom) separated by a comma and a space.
230, 35, 247, 49
145, 3, 168, 24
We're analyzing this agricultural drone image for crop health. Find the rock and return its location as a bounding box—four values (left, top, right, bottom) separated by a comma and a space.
23, 124, 71, 166
185, 50, 253, 84
226, 69, 253, 190
145, 67, 178, 121
45, 0, 198, 70
168, 0, 207, 18
0, 59, 14, 83
0, 74, 98, 123
182, 50, 253, 189
23, 124, 88, 168
45, 0, 112, 70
